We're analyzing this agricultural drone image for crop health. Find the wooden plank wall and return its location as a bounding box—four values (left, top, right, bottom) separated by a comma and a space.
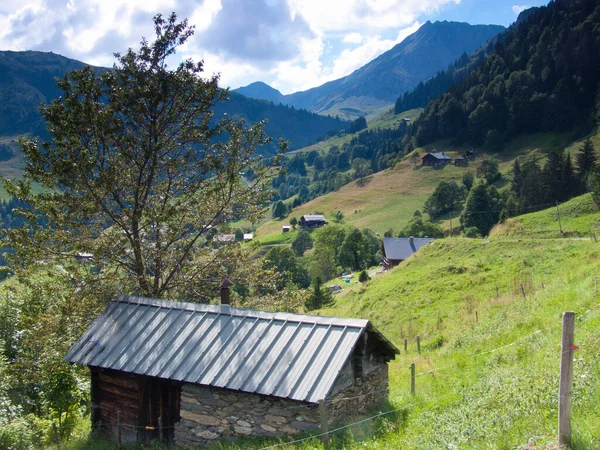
92, 367, 140, 442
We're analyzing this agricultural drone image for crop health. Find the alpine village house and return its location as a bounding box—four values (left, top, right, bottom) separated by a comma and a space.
65, 284, 399, 447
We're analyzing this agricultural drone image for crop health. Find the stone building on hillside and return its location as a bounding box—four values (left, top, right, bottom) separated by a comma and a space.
65, 293, 399, 447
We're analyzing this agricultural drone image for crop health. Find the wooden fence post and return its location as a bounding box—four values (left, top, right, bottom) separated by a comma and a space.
404, 338, 408, 353
520, 283, 526, 298
475, 311, 478, 323
319, 400, 329, 445
496, 286, 499, 298
416, 336, 421, 354
158, 416, 163, 446
117, 411, 122, 450
556, 201, 563, 234
558, 311, 575, 448
410, 363, 415, 395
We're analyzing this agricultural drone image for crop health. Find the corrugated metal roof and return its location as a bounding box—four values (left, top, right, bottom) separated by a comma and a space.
426, 152, 452, 160
65, 296, 398, 403
300, 214, 326, 221
382, 237, 434, 261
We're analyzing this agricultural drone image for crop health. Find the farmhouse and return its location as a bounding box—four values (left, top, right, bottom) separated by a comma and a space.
454, 155, 467, 166
65, 293, 398, 447
381, 236, 434, 269
421, 152, 452, 167
299, 214, 327, 229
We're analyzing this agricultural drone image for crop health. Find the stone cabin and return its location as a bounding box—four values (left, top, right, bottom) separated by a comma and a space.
421, 152, 452, 167
65, 294, 399, 447
298, 214, 327, 229
382, 236, 434, 269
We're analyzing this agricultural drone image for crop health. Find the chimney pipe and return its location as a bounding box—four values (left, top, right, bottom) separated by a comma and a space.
220, 278, 233, 305
409, 236, 414, 244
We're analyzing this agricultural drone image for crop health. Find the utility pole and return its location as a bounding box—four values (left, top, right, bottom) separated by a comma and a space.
556, 201, 563, 234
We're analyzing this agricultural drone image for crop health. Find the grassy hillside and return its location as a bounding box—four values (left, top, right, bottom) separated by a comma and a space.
492, 193, 600, 239
256, 128, 600, 241
314, 237, 600, 449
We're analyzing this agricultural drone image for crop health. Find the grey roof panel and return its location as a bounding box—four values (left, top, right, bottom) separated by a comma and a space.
382, 237, 434, 261
65, 296, 398, 403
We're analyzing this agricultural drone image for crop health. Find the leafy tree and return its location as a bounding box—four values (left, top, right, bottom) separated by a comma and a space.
460, 183, 503, 236
308, 246, 337, 282
4, 13, 280, 300
333, 210, 344, 222
398, 214, 444, 238
358, 270, 371, 283
291, 230, 313, 257
462, 171, 475, 191
424, 180, 466, 219
477, 156, 501, 184
290, 217, 298, 229
352, 158, 371, 180
272, 200, 287, 219
339, 228, 370, 271
263, 247, 310, 289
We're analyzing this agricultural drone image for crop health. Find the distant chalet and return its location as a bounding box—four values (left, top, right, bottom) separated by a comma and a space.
299, 214, 327, 229
65, 295, 398, 447
421, 152, 452, 167
381, 236, 434, 269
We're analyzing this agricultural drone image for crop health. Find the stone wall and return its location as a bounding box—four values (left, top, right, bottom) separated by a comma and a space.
326, 365, 389, 427
174, 384, 320, 447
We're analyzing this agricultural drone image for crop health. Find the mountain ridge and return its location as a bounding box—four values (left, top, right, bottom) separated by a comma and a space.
0, 50, 348, 155
234, 21, 505, 119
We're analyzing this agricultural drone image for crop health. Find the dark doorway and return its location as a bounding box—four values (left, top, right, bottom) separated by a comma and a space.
138, 376, 181, 444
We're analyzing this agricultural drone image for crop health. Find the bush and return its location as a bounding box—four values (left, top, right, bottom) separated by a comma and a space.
358, 270, 371, 283
463, 226, 482, 238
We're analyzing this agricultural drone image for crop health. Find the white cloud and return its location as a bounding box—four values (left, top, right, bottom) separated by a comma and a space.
342, 33, 363, 44
512, 5, 530, 15
0, 0, 465, 92
270, 21, 422, 94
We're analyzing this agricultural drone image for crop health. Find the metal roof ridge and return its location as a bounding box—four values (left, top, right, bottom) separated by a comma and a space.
112, 295, 369, 327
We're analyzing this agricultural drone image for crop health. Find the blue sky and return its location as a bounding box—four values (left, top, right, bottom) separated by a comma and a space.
0, 0, 549, 94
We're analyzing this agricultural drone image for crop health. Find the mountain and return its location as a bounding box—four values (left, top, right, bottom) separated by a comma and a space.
234, 21, 504, 119
404, 0, 600, 150
0, 51, 348, 155
234, 81, 284, 104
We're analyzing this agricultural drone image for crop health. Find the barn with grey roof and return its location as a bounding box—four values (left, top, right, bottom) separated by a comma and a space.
65, 293, 398, 446
382, 236, 434, 269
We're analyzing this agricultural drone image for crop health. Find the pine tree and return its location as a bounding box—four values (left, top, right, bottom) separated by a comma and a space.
575, 139, 597, 189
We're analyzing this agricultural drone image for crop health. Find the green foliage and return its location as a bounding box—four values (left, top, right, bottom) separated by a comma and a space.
404, 0, 600, 148
358, 270, 370, 283
424, 180, 466, 219
576, 139, 597, 189
272, 200, 287, 219
291, 230, 313, 257
592, 169, 600, 207
476, 156, 501, 184
290, 216, 298, 228
460, 183, 503, 236
333, 210, 344, 222
398, 214, 444, 238
347, 116, 367, 133
4, 13, 279, 300
305, 277, 333, 311
262, 247, 310, 289
462, 170, 474, 191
